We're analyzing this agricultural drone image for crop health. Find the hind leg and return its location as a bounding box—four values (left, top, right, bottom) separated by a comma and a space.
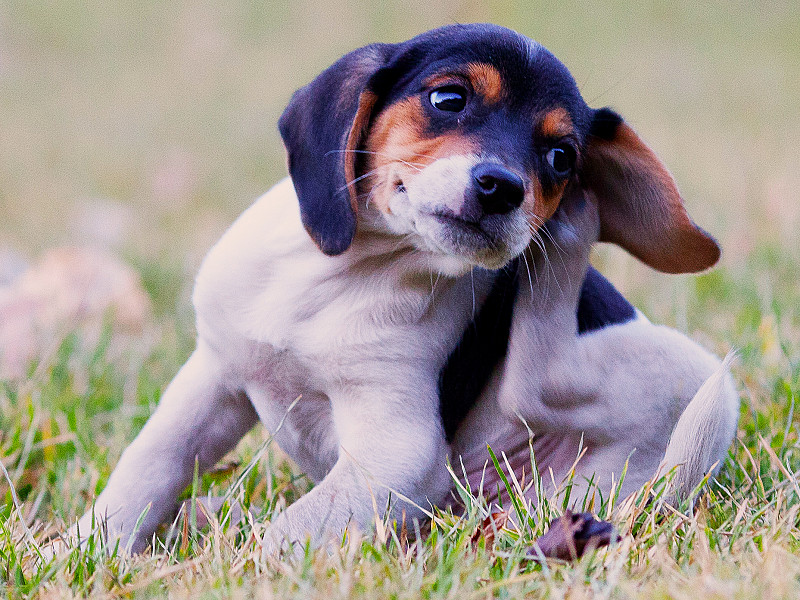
500, 193, 736, 502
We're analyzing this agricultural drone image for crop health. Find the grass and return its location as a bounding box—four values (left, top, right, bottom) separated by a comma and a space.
1, 0, 799, 598
1, 331, 799, 598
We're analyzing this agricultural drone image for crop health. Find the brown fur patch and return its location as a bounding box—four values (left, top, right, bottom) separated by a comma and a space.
424, 63, 505, 105
423, 73, 461, 89
526, 179, 568, 228
362, 96, 476, 212
466, 63, 505, 104
584, 122, 720, 273
344, 90, 379, 213
538, 108, 574, 139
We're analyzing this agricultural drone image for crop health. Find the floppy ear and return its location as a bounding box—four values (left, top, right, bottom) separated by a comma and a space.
278, 44, 396, 255
582, 108, 720, 273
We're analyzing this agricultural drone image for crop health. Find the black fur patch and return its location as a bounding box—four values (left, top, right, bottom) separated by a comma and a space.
577, 267, 636, 334
589, 107, 623, 141
279, 44, 394, 256
438, 260, 519, 443
438, 265, 635, 443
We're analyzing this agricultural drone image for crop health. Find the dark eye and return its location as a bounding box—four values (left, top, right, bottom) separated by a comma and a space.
545, 144, 576, 176
429, 86, 467, 112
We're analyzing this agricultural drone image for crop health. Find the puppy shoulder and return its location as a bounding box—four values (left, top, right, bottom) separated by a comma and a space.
191, 178, 313, 319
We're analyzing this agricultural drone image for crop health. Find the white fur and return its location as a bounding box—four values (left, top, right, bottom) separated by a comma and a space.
363, 153, 533, 274
660, 351, 739, 506
70, 175, 498, 554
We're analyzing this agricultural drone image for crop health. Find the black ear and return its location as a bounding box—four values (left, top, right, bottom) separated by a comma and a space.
582, 108, 720, 273
279, 43, 397, 255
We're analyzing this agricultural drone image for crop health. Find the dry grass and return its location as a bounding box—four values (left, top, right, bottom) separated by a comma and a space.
1, 1, 799, 598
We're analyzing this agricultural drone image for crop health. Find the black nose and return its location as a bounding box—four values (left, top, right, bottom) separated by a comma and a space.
471, 163, 525, 215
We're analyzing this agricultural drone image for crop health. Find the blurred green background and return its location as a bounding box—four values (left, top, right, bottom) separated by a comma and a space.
1, 0, 798, 337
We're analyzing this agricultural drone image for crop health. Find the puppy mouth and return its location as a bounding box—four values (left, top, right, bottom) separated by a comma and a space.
384, 162, 529, 268
429, 210, 497, 247
421, 206, 531, 270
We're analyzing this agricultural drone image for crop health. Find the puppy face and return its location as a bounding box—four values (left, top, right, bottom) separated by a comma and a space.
280, 24, 720, 274
358, 51, 589, 271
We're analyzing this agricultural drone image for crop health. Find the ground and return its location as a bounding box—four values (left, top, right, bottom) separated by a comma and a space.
1, 1, 799, 598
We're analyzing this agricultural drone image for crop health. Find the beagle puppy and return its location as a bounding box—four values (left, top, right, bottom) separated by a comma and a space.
65, 24, 737, 555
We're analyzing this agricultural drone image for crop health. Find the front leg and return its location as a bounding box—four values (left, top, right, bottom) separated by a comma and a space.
66, 342, 258, 554
501, 190, 600, 420
263, 378, 450, 554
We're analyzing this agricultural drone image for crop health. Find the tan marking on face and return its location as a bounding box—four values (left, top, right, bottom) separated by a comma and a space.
362, 96, 476, 212
465, 63, 505, 104
525, 178, 569, 230
424, 63, 505, 106
424, 73, 463, 89
344, 90, 379, 213
538, 107, 574, 138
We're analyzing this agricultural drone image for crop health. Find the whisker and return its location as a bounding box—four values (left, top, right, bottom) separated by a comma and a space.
470, 268, 476, 318
553, 240, 571, 298
338, 165, 391, 193
549, 249, 565, 300
394, 159, 425, 172
529, 232, 549, 297
525, 245, 542, 302
521, 250, 534, 298
332, 148, 441, 163
325, 149, 429, 171
540, 224, 564, 254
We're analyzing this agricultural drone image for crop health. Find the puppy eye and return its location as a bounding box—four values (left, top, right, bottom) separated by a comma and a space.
429, 86, 467, 112
546, 144, 576, 176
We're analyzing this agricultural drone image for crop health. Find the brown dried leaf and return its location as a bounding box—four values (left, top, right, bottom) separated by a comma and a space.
471, 510, 510, 550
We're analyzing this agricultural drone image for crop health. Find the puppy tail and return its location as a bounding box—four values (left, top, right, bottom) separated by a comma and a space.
659, 351, 739, 509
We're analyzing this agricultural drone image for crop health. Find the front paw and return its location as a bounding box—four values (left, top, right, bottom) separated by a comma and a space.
259, 511, 318, 562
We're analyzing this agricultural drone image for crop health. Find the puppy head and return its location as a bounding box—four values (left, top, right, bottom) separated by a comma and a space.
280, 24, 719, 274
